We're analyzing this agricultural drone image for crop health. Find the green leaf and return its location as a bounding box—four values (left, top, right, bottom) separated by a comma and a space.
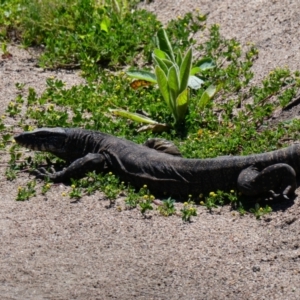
153, 55, 174, 75
176, 88, 189, 122
188, 75, 204, 90
109, 109, 158, 124
198, 85, 217, 109
176, 50, 182, 66
156, 28, 175, 62
179, 48, 192, 93
196, 58, 216, 71
100, 15, 111, 32
190, 67, 201, 75
153, 48, 169, 60
205, 84, 218, 98
169, 88, 178, 120
161, 58, 174, 69
155, 65, 171, 109
126, 70, 157, 83
153, 55, 169, 75
168, 64, 179, 92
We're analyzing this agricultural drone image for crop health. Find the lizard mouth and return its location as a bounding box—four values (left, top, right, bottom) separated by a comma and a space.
14, 133, 38, 150
14, 133, 48, 151
14, 128, 68, 153
14, 133, 27, 146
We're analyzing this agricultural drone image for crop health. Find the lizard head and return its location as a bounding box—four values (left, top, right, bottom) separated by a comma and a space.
14, 127, 68, 157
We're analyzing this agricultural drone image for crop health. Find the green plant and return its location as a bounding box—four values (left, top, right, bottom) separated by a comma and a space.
157, 197, 176, 216
99, 0, 130, 20
41, 180, 52, 195
6, 100, 22, 117
0, 0, 160, 70
249, 203, 272, 219
199, 190, 233, 210
5, 143, 22, 180
137, 184, 154, 215
181, 200, 197, 222
236, 203, 246, 216
139, 197, 153, 215
125, 186, 140, 209
111, 28, 216, 131
69, 182, 82, 199
102, 172, 121, 199
1, 42, 6, 52
16, 180, 36, 201
5, 167, 17, 181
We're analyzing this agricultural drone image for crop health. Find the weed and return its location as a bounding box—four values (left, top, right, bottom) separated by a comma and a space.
69, 182, 82, 199
137, 185, 154, 215
199, 190, 239, 211
16, 181, 36, 201
249, 203, 272, 219
41, 180, 52, 195
5, 167, 17, 181
102, 172, 121, 200
181, 199, 197, 222
125, 186, 140, 209
139, 197, 153, 215
0, 0, 160, 71
6, 101, 22, 117
157, 197, 176, 216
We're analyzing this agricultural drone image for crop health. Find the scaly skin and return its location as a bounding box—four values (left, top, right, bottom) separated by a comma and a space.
14, 127, 300, 199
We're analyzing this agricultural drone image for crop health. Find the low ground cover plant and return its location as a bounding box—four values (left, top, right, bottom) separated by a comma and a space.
1, 0, 300, 219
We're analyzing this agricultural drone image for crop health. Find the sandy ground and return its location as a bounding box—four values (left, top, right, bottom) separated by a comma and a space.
1, 1, 300, 299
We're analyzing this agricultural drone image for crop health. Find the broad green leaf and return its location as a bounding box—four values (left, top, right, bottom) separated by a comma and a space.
198, 92, 210, 110
176, 50, 182, 66
126, 70, 157, 83
188, 75, 204, 90
169, 88, 178, 120
176, 88, 189, 123
156, 28, 175, 62
190, 67, 201, 75
179, 48, 192, 93
155, 65, 171, 109
109, 109, 158, 124
161, 58, 173, 69
100, 15, 111, 32
168, 65, 180, 93
196, 58, 216, 71
153, 54, 174, 71
153, 55, 169, 75
205, 84, 217, 98
198, 85, 217, 109
153, 48, 169, 60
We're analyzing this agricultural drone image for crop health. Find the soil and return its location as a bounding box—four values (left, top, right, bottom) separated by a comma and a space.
1, 1, 300, 299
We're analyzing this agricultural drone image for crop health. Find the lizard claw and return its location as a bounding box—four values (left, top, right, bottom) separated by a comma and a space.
283, 194, 290, 200
268, 190, 280, 199
32, 167, 56, 180
268, 189, 291, 201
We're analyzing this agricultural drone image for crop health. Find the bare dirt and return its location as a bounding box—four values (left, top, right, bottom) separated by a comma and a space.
1, 1, 300, 299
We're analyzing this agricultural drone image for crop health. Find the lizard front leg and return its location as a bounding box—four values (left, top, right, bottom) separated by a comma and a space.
237, 163, 297, 199
34, 153, 107, 182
